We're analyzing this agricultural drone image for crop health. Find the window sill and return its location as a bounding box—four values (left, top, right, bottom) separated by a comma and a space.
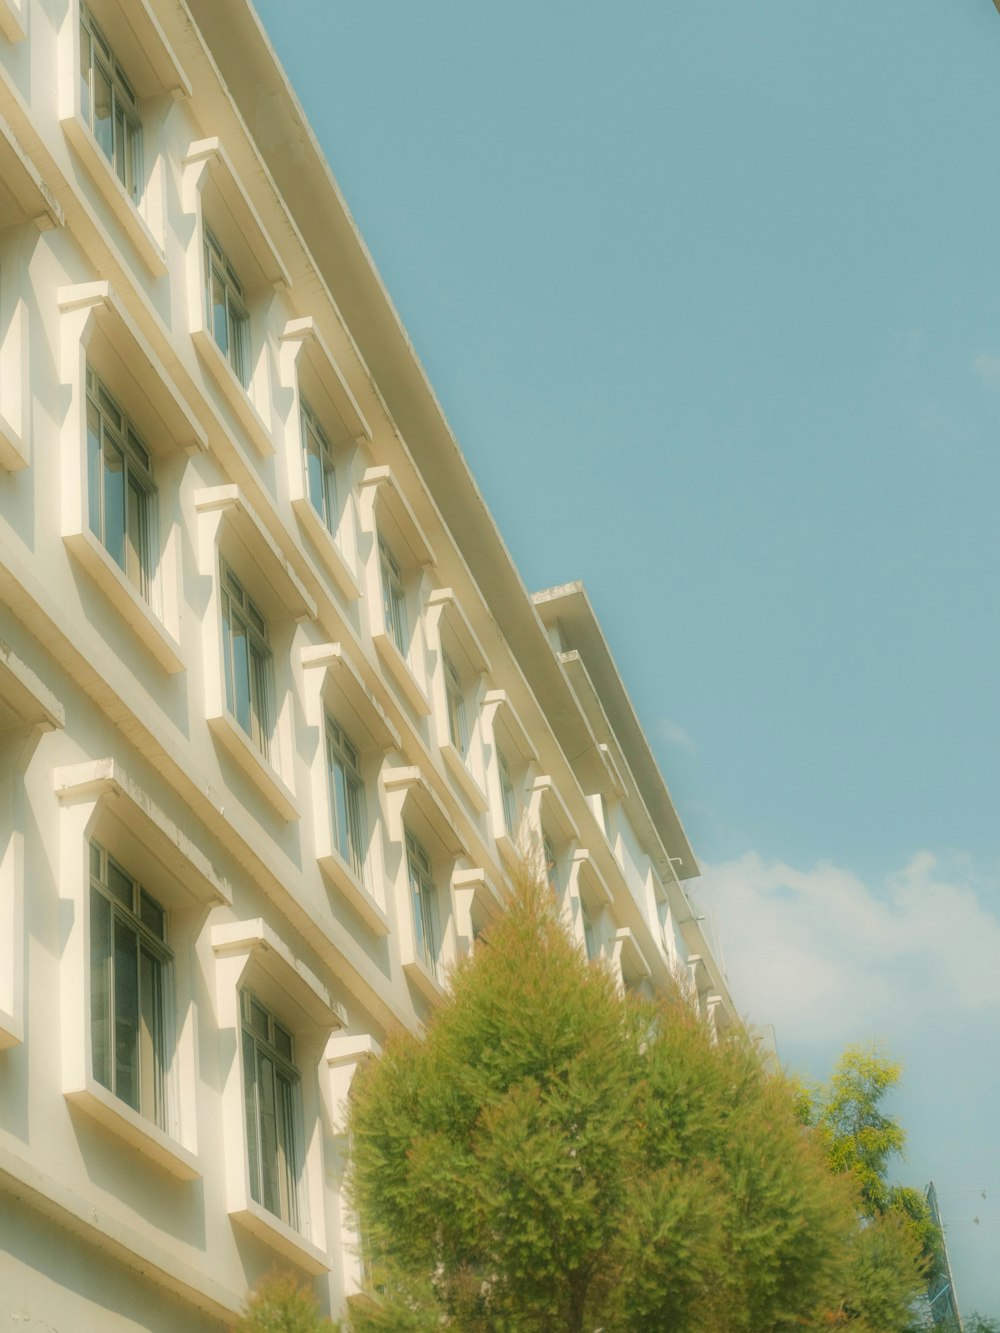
494, 830, 523, 876
439, 741, 488, 815
60, 114, 167, 277
0, 411, 27, 471
63, 529, 184, 674
372, 631, 430, 718
192, 328, 273, 457
403, 956, 446, 1006
207, 710, 299, 822
65, 1081, 200, 1181
230, 1199, 330, 1276
318, 852, 390, 937
291, 495, 361, 603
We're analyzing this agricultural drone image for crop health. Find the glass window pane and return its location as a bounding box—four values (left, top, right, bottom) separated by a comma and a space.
113, 915, 139, 1111
249, 642, 271, 755
544, 832, 560, 896
276, 1072, 297, 1228
304, 424, 326, 520
331, 756, 351, 863
139, 946, 162, 1123
243, 1034, 262, 1206
101, 435, 126, 571
126, 474, 146, 593
90, 889, 112, 1092
211, 264, 229, 356
139, 890, 164, 940
86, 401, 102, 539
113, 100, 127, 183
93, 64, 114, 162
107, 859, 133, 909
250, 998, 270, 1041
499, 752, 517, 835
345, 775, 365, 880
256, 1049, 280, 1216
79, 23, 92, 127
228, 618, 252, 736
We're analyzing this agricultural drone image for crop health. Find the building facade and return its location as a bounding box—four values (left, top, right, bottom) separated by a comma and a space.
0, 0, 736, 1326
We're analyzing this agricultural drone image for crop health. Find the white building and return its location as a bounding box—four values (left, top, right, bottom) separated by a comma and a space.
0, 0, 737, 1326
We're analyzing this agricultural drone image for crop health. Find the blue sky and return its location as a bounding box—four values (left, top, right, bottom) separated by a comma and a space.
253, 0, 1000, 1312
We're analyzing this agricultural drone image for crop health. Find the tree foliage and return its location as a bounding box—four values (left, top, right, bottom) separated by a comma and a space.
796, 1044, 936, 1330
346, 869, 864, 1333
232, 1271, 337, 1333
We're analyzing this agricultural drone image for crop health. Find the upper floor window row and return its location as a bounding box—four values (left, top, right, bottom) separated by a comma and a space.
79, 3, 142, 204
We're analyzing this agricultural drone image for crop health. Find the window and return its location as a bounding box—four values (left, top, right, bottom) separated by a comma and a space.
221, 561, 273, 759
443, 651, 468, 758
498, 750, 517, 837
85, 366, 155, 599
326, 715, 366, 881
89, 839, 170, 1128
302, 397, 338, 533
405, 829, 440, 981
78, 3, 143, 203
543, 830, 560, 897
580, 899, 596, 960
205, 226, 250, 388
379, 536, 408, 656
241, 990, 300, 1229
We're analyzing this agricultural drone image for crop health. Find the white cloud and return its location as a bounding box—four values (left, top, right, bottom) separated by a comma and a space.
973, 351, 1000, 389
698, 850, 1000, 1050
658, 717, 697, 754
698, 851, 1000, 1311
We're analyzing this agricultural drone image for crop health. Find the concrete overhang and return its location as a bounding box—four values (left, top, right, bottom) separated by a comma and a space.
534, 582, 699, 880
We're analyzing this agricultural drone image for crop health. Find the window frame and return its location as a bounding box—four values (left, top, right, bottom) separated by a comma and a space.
358, 466, 435, 717
182, 137, 289, 458
405, 828, 441, 983
482, 690, 537, 874
325, 713, 367, 884
568, 848, 613, 963
279, 316, 369, 602
442, 650, 469, 758
78, 2, 144, 205
211, 918, 342, 1273
302, 395, 338, 533
378, 535, 408, 657
88, 838, 171, 1129
55, 756, 228, 1180
383, 766, 464, 1003
85, 364, 157, 601
426, 589, 491, 813
59, 282, 202, 675
204, 224, 251, 388
59, 0, 187, 274
241, 989, 302, 1231
195, 485, 313, 824
300, 643, 397, 937
220, 558, 274, 763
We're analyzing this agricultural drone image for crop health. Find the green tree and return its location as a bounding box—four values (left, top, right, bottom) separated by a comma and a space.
963, 1316, 1000, 1333
232, 1271, 337, 1333
797, 1045, 935, 1330
346, 867, 858, 1333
